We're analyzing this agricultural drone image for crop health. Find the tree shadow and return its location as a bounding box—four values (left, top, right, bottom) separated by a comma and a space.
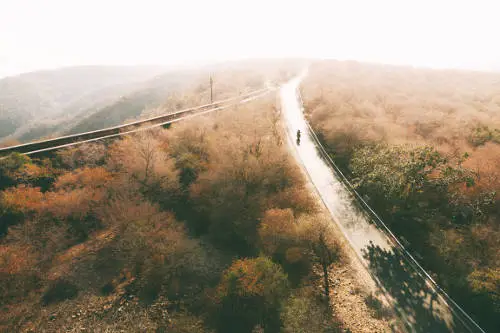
362, 242, 468, 333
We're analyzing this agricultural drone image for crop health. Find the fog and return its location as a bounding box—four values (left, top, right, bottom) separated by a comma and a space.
1, 0, 499, 77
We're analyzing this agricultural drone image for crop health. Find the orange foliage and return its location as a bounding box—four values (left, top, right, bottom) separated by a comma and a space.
260, 208, 294, 235
1, 167, 110, 222
217, 257, 289, 305
54, 167, 112, 190
44, 188, 104, 219
1, 185, 44, 212
1, 185, 104, 219
259, 208, 296, 255
220, 260, 266, 297
20, 163, 44, 178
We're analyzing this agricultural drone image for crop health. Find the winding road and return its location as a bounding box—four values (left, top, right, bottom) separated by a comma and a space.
280, 73, 483, 333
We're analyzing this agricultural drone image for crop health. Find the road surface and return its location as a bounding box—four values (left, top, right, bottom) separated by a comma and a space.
280, 74, 479, 333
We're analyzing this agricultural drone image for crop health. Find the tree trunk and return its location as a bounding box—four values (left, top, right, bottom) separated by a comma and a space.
322, 261, 330, 301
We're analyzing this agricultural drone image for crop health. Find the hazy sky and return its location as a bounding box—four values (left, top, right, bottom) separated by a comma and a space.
1, 0, 499, 77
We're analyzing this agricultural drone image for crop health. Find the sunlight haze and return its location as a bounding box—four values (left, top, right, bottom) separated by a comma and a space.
1, 0, 499, 77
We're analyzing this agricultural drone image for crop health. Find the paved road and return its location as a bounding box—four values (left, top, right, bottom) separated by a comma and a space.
280, 74, 477, 333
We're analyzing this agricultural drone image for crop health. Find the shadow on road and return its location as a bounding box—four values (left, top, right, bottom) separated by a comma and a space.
362, 242, 462, 333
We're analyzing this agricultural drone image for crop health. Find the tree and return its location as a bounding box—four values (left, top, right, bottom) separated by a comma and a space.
56, 142, 106, 169
214, 257, 289, 332
103, 200, 210, 304
258, 208, 296, 255
258, 209, 311, 284
107, 131, 180, 207
298, 217, 341, 302
313, 231, 340, 301
350, 145, 447, 206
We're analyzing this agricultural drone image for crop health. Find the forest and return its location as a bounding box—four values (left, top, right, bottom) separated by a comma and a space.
0, 63, 394, 332
0, 98, 329, 332
301, 60, 500, 332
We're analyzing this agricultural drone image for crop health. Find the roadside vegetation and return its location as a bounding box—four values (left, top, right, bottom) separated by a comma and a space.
0, 89, 356, 332
301, 60, 500, 331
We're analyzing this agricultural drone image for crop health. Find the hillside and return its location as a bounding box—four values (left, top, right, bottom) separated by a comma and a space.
301, 60, 500, 331
0, 59, 303, 144
66, 59, 302, 135
0, 66, 166, 141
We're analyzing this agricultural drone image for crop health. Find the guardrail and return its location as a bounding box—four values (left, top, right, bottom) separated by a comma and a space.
296, 87, 486, 333
0, 87, 270, 157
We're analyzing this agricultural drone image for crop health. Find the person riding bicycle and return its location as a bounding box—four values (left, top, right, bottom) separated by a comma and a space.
296, 129, 301, 145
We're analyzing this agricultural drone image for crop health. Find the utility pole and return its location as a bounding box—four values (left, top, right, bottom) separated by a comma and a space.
210, 74, 213, 104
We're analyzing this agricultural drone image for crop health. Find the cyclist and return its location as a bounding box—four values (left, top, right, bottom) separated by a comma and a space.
296, 129, 301, 145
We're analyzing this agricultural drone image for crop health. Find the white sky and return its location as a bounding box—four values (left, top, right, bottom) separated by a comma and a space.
1, 0, 499, 77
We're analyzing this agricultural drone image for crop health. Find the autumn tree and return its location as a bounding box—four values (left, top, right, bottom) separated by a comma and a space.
56, 142, 107, 169
214, 257, 289, 333
298, 216, 341, 302
101, 200, 216, 305
107, 131, 180, 208
258, 208, 311, 284
162, 121, 210, 189
188, 133, 307, 254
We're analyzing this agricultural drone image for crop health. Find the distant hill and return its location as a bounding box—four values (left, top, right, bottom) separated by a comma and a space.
0, 66, 165, 141
65, 69, 204, 135
0, 59, 305, 144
